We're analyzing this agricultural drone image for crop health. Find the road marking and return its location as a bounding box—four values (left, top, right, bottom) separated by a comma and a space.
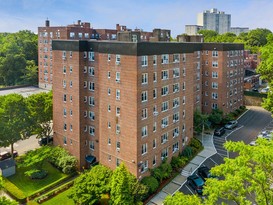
209, 157, 219, 165
185, 184, 194, 194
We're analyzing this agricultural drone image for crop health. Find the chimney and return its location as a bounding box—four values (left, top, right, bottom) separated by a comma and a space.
45, 19, 50, 27
78, 20, 81, 25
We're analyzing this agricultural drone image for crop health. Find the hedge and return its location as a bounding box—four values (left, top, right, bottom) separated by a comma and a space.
244, 91, 267, 98
3, 178, 26, 203
141, 176, 159, 195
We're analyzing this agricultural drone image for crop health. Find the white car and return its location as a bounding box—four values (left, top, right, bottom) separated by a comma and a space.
224, 120, 238, 129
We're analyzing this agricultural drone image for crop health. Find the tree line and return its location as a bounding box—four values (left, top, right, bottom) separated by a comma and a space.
0, 30, 38, 86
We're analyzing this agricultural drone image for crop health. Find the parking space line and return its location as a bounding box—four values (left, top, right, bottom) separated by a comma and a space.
185, 184, 194, 195
209, 157, 219, 165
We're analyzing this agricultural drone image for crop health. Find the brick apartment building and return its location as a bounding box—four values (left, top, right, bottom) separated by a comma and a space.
38, 20, 170, 90
51, 40, 244, 178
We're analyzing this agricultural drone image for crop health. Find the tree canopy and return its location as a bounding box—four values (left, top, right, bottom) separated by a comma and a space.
164, 138, 273, 205
0, 30, 37, 86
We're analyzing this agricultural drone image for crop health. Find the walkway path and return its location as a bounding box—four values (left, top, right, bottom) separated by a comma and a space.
147, 134, 216, 205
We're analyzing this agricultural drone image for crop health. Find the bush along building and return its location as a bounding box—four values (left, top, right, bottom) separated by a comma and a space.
51, 38, 244, 179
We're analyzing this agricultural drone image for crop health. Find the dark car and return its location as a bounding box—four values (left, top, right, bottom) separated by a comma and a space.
187, 174, 205, 194
38, 136, 53, 146
198, 166, 212, 181
214, 127, 225, 136
0, 150, 18, 161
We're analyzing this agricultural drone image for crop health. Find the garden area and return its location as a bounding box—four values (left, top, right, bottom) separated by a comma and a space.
3, 146, 77, 204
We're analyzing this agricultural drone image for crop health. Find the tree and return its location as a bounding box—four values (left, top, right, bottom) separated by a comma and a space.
208, 109, 223, 126
20, 60, 38, 85
246, 28, 272, 48
164, 138, 273, 205
198, 30, 218, 42
194, 109, 209, 133
110, 163, 148, 205
69, 165, 112, 204
164, 192, 202, 205
18, 146, 52, 178
0, 94, 32, 157
26, 91, 53, 139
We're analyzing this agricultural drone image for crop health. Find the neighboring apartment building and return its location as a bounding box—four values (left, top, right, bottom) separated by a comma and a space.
197, 8, 231, 34
38, 20, 117, 90
51, 40, 244, 178
185, 25, 203, 35
230, 27, 249, 36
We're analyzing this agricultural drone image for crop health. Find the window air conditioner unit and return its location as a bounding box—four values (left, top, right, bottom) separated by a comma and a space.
116, 130, 120, 134
116, 61, 120, 65
161, 124, 166, 128
174, 132, 179, 137
116, 79, 120, 83
153, 111, 158, 116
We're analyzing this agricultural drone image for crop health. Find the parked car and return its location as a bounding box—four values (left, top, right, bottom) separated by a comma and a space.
249, 140, 256, 146
197, 166, 212, 181
214, 127, 226, 136
260, 87, 269, 93
225, 120, 238, 129
187, 174, 205, 194
0, 151, 11, 161
257, 130, 273, 140
38, 136, 53, 146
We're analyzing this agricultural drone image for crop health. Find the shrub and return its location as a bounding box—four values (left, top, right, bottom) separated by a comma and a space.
171, 156, 188, 171
160, 162, 172, 179
141, 176, 159, 195
151, 167, 164, 183
180, 146, 193, 158
25, 169, 48, 179
3, 178, 26, 203
189, 138, 202, 150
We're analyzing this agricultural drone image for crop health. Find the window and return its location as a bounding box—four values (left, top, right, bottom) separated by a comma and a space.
173, 98, 179, 108
63, 108, 67, 117
161, 54, 169, 64
108, 105, 111, 112
89, 96, 95, 106
182, 123, 186, 132
173, 112, 179, 123
89, 126, 95, 136
108, 88, 111, 95
142, 126, 148, 137
63, 136, 67, 145
142, 73, 148, 84
116, 72, 120, 83
78, 33, 83, 39
173, 142, 179, 153
108, 54, 111, 61
161, 101, 169, 112
212, 61, 218, 68
142, 108, 148, 119
84, 66, 87, 73
89, 141, 94, 150
212, 50, 218, 57
141, 160, 148, 173
108, 122, 111, 128
183, 110, 185, 119
89, 111, 95, 121
173, 54, 180, 63
141, 56, 148, 66
161, 85, 169, 96
153, 122, 157, 132
84, 96, 87, 103
212, 71, 218, 78
141, 143, 147, 155
141, 91, 148, 102
161, 148, 168, 159
62, 51, 66, 59
89, 82, 95, 91
182, 67, 186, 76
161, 132, 168, 144
153, 139, 156, 148
84, 125, 87, 132
161, 116, 169, 128
212, 92, 218, 99
173, 127, 179, 137
88, 52, 95, 61
182, 96, 186, 105
84, 33, 89, 38
173, 83, 179, 93
70, 95, 73, 102
116, 89, 120, 100
153, 72, 157, 82
108, 137, 111, 145
63, 94, 67, 102
63, 66, 66, 74
153, 55, 157, 65
63, 80, 66, 88
153, 89, 157, 99
83, 81, 87, 88
70, 81, 73, 88
116, 141, 120, 150
70, 109, 73, 116
173, 68, 180, 78
88, 67, 95, 76
116, 107, 120, 116
153, 156, 156, 165
212, 103, 218, 109
108, 71, 111, 78
116, 54, 121, 64
212, 82, 218, 89
69, 32, 75, 38
70, 66, 73, 73
182, 82, 186, 90
116, 124, 120, 134
161, 70, 168, 80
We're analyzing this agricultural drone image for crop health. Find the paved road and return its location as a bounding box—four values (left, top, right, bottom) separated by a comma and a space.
179, 106, 273, 202
0, 135, 40, 155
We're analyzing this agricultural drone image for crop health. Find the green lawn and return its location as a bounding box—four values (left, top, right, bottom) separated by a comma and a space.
7, 161, 69, 196
42, 188, 74, 205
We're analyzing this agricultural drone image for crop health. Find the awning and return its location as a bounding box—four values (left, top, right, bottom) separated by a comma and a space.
85, 155, 96, 164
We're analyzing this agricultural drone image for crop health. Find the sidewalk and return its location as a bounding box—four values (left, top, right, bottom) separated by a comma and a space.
147, 134, 216, 205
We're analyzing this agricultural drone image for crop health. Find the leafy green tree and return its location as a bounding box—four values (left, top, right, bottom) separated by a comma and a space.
69, 165, 112, 205
0, 94, 32, 157
18, 146, 51, 177
20, 60, 38, 85
208, 109, 223, 126
164, 192, 202, 205
164, 138, 273, 205
26, 91, 52, 139
198, 30, 218, 42
194, 109, 209, 133
246, 28, 272, 48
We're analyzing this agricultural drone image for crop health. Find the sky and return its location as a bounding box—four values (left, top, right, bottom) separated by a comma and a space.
0, 0, 273, 37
